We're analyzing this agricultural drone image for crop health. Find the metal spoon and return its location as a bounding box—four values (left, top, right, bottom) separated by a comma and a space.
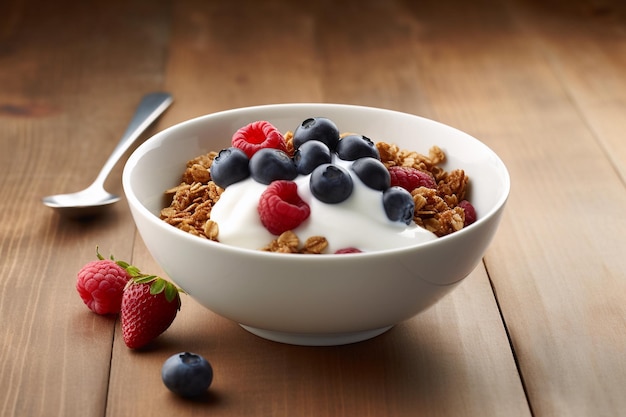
42, 92, 173, 217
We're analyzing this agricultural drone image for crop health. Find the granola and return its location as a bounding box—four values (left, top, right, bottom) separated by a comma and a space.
161, 131, 472, 251
377, 142, 469, 237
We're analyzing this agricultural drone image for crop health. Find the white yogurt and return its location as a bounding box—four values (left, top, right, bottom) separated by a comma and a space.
210, 158, 438, 253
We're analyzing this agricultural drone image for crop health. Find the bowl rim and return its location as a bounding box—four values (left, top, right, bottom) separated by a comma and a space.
122, 102, 511, 260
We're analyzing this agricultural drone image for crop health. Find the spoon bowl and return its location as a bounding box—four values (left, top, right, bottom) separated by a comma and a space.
43, 92, 173, 217
42, 184, 120, 218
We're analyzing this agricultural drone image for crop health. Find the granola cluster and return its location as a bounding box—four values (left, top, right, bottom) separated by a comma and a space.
161, 153, 222, 239
377, 142, 469, 237
261, 231, 328, 254
160, 133, 471, 252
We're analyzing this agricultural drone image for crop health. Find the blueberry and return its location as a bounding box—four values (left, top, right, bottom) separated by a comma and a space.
335, 134, 380, 161
382, 186, 415, 224
293, 117, 340, 150
293, 140, 332, 175
249, 148, 297, 184
350, 157, 390, 191
210, 147, 250, 188
161, 352, 213, 398
309, 163, 353, 204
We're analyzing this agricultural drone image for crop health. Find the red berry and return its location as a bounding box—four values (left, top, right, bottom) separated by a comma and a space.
334, 247, 362, 254
258, 180, 310, 235
232, 120, 287, 158
388, 166, 436, 191
458, 200, 477, 226
121, 276, 182, 349
76, 258, 131, 315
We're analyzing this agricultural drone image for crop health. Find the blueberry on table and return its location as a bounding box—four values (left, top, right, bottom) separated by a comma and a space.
162, 352, 214, 398
210, 147, 250, 188
249, 148, 298, 184
309, 163, 353, 204
293, 117, 340, 150
335, 134, 380, 161
350, 157, 390, 191
293, 140, 332, 175
382, 186, 415, 224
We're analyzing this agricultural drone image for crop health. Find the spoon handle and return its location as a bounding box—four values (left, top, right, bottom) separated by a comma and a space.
94, 92, 173, 185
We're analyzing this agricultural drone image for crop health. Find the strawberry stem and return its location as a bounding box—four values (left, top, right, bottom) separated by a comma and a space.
94, 245, 184, 304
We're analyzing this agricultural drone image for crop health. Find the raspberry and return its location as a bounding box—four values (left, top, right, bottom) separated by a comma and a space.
258, 180, 310, 235
458, 200, 477, 226
335, 247, 362, 254
232, 120, 287, 158
388, 166, 436, 191
76, 258, 132, 315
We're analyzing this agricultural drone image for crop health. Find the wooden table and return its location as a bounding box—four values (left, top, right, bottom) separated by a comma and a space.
1, 0, 625, 415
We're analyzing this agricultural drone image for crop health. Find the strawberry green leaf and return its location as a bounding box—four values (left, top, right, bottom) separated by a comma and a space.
149, 278, 166, 295
117, 261, 142, 277
116, 260, 130, 268
134, 275, 157, 285
164, 282, 179, 303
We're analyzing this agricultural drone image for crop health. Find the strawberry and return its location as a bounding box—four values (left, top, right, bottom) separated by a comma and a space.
232, 120, 288, 158
388, 166, 437, 191
258, 180, 310, 235
76, 249, 132, 315
120, 266, 182, 349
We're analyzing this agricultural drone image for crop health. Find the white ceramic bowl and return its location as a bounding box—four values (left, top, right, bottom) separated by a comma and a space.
123, 103, 510, 346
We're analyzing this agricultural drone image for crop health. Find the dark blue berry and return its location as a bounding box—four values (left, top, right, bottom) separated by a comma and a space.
293, 117, 340, 150
335, 134, 380, 161
309, 163, 353, 204
249, 148, 297, 184
293, 140, 332, 175
350, 157, 390, 191
382, 186, 415, 224
210, 147, 250, 188
161, 352, 213, 398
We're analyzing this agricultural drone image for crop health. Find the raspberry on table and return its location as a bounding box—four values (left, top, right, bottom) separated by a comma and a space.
388, 166, 437, 191
258, 180, 310, 235
232, 120, 288, 158
76, 259, 132, 315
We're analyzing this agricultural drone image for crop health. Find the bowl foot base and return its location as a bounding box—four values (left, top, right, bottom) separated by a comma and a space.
239, 324, 393, 346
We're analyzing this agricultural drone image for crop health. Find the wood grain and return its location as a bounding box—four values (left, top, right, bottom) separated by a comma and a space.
0, 0, 169, 416
400, 0, 626, 415
1, 0, 625, 416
